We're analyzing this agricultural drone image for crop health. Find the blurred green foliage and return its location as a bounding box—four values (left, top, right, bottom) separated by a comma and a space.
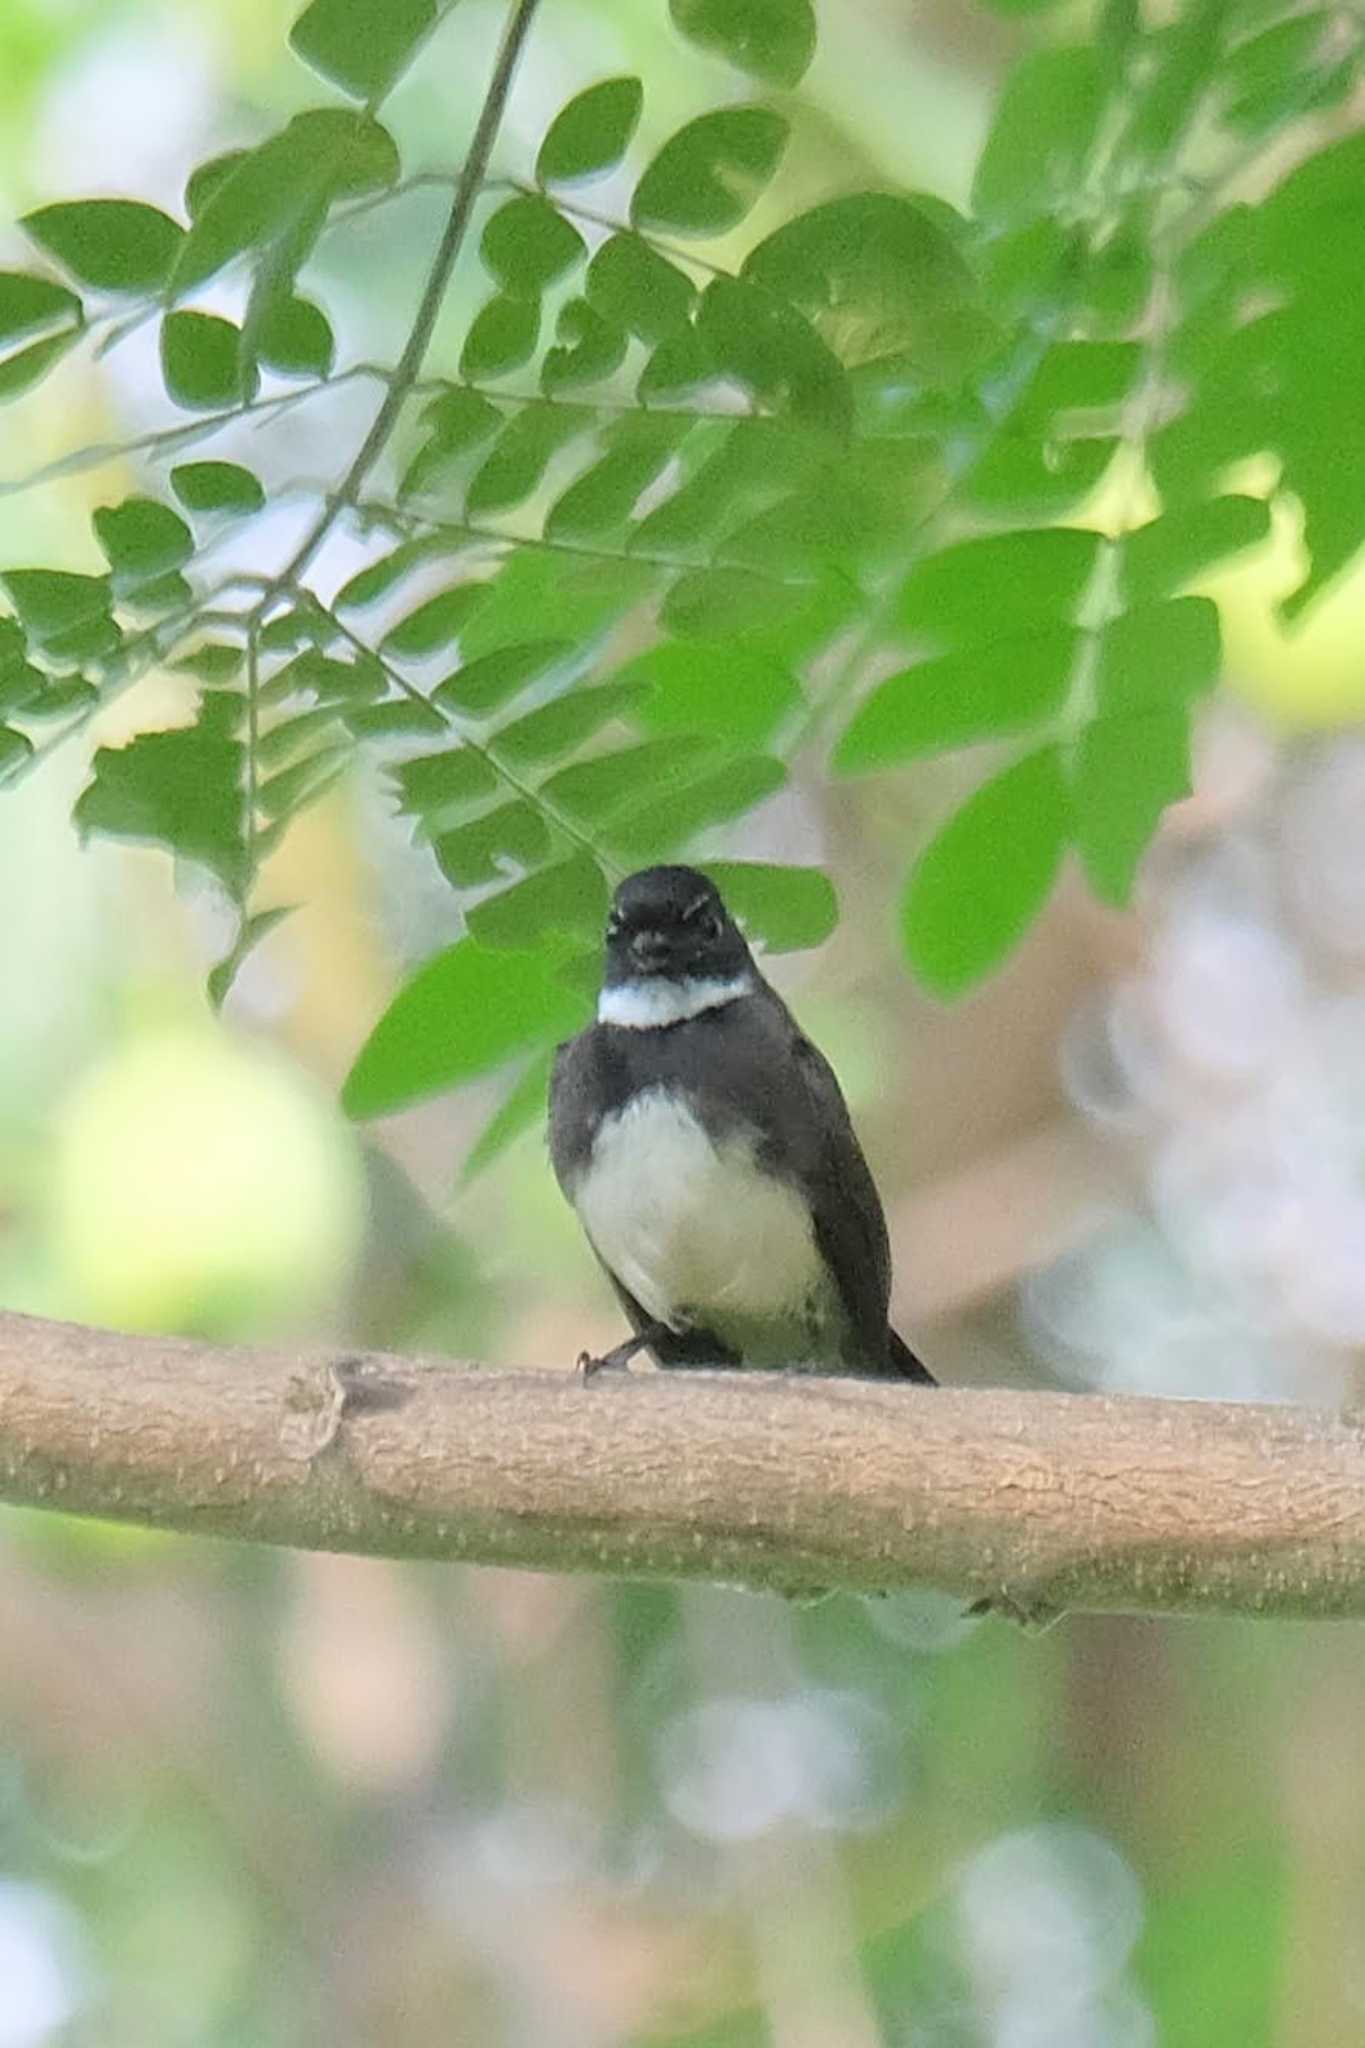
0, 0, 1358, 1162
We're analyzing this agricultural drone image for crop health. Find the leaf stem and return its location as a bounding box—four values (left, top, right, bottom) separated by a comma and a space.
310, 595, 622, 879
363, 494, 816, 588
0, 366, 386, 504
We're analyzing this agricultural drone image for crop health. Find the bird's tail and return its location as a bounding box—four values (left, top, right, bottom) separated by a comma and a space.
888, 1326, 936, 1386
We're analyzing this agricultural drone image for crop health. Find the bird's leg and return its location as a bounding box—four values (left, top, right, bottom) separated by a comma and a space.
576, 1325, 668, 1379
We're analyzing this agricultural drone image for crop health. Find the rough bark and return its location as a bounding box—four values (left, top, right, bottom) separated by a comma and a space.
3, 1309, 1365, 1618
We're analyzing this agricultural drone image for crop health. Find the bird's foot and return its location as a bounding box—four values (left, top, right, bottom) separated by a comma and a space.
576, 1342, 638, 1380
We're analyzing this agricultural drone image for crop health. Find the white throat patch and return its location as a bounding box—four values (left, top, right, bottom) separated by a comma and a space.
598, 973, 752, 1030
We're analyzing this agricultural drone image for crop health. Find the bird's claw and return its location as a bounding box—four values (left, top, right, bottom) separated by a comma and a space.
576, 1347, 633, 1380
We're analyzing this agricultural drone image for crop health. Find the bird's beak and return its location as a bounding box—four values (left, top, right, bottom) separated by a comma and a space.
630, 929, 671, 972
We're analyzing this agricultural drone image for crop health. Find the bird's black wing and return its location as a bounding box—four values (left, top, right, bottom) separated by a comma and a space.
776, 1024, 900, 1374
786, 1033, 934, 1383
547, 1028, 603, 1197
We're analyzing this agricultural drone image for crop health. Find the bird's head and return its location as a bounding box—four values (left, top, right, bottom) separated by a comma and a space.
599, 866, 755, 1024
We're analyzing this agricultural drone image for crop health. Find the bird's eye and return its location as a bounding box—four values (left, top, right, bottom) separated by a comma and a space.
606, 914, 623, 941
703, 911, 723, 943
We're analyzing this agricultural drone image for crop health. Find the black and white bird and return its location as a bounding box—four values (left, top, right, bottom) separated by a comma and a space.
549, 865, 934, 1382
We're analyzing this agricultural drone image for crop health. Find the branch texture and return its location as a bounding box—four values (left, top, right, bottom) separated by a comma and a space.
3, 1310, 1365, 1618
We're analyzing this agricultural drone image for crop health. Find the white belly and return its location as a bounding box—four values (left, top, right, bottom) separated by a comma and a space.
574, 1086, 834, 1364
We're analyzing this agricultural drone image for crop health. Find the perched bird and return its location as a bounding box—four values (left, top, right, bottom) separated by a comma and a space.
549, 865, 934, 1382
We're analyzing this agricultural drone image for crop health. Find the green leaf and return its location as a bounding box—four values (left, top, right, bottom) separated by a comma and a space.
208, 906, 293, 1010
2, 569, 113, 655
122, 571, 192, 620
22, 677, 99, 718
171, 641, 244, 683
22, 199, 184, 293
73, 694, 247, 892
344, 697, 445, 738
391, 746, 499, 817
696, 276, 850, 435
459, 550, 654, 658
481, 195, 586, 296
467, 851, 608, 949
0, 726, 34, 783
896, 528, 1101, 644
1119, 2, 1224, 163
170, 110, 399, 295
170, 460, 266, 517
742, 193, 977, 379
334, 541, 442, 609
343, 936, 588, 1119
257, 745, 349, 822
539, 735, 718, 824
972, 46, 1105, 221
1220, 13, 1333, 135
661, 565, 788, 639
93, 497, 195, 588
1096, 598, 1220, 716
670, 0, 816, 88
432, 800, 552, 886
185, 150, 248, 221
381, 582, 486, 658
461, 1047, 558, 1183
465, 403, 592, 517
1014, 340, 1142, 426
968, 432, 1118, 517
836, 627, 1078, 772
0, 271, 82, 348
546, 412, 691, 540
980, 217, 1076, 323
257, 705, 344, 768
1257, 129, 1365, 275
0, 330, 80, 403
586, 232, 696, 343
256, 293, 334, 377
160, 310, 254, 410
1122, 496, 1271, 603
400, 387, 502, 497
629, 414, 812, 556
260, 605, 330, 652
636, 328, 714, 407
537, 77, 644, 185
1082, 215, 1153, 331
623, 640, 799, 749
1072, 705, 1191, 906
495, 678, 649, 766
631, 107, 789, 238
267, 649, 383, 702
459, 293, 540, 380
902, 747, 1070, 996
699, 861, 835, 951
542, 298, 628, 393
290, 0, 438, 101
609, 753, 786, 858
433, 638, 572, 716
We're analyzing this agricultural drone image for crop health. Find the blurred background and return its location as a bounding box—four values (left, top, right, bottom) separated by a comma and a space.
3, 1, 1365, 2042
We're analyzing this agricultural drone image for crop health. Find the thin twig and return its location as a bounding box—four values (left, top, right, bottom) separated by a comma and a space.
254, 0, 545, 608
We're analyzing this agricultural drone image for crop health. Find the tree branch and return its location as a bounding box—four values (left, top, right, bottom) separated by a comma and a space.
4, 1310, 1365, 1619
